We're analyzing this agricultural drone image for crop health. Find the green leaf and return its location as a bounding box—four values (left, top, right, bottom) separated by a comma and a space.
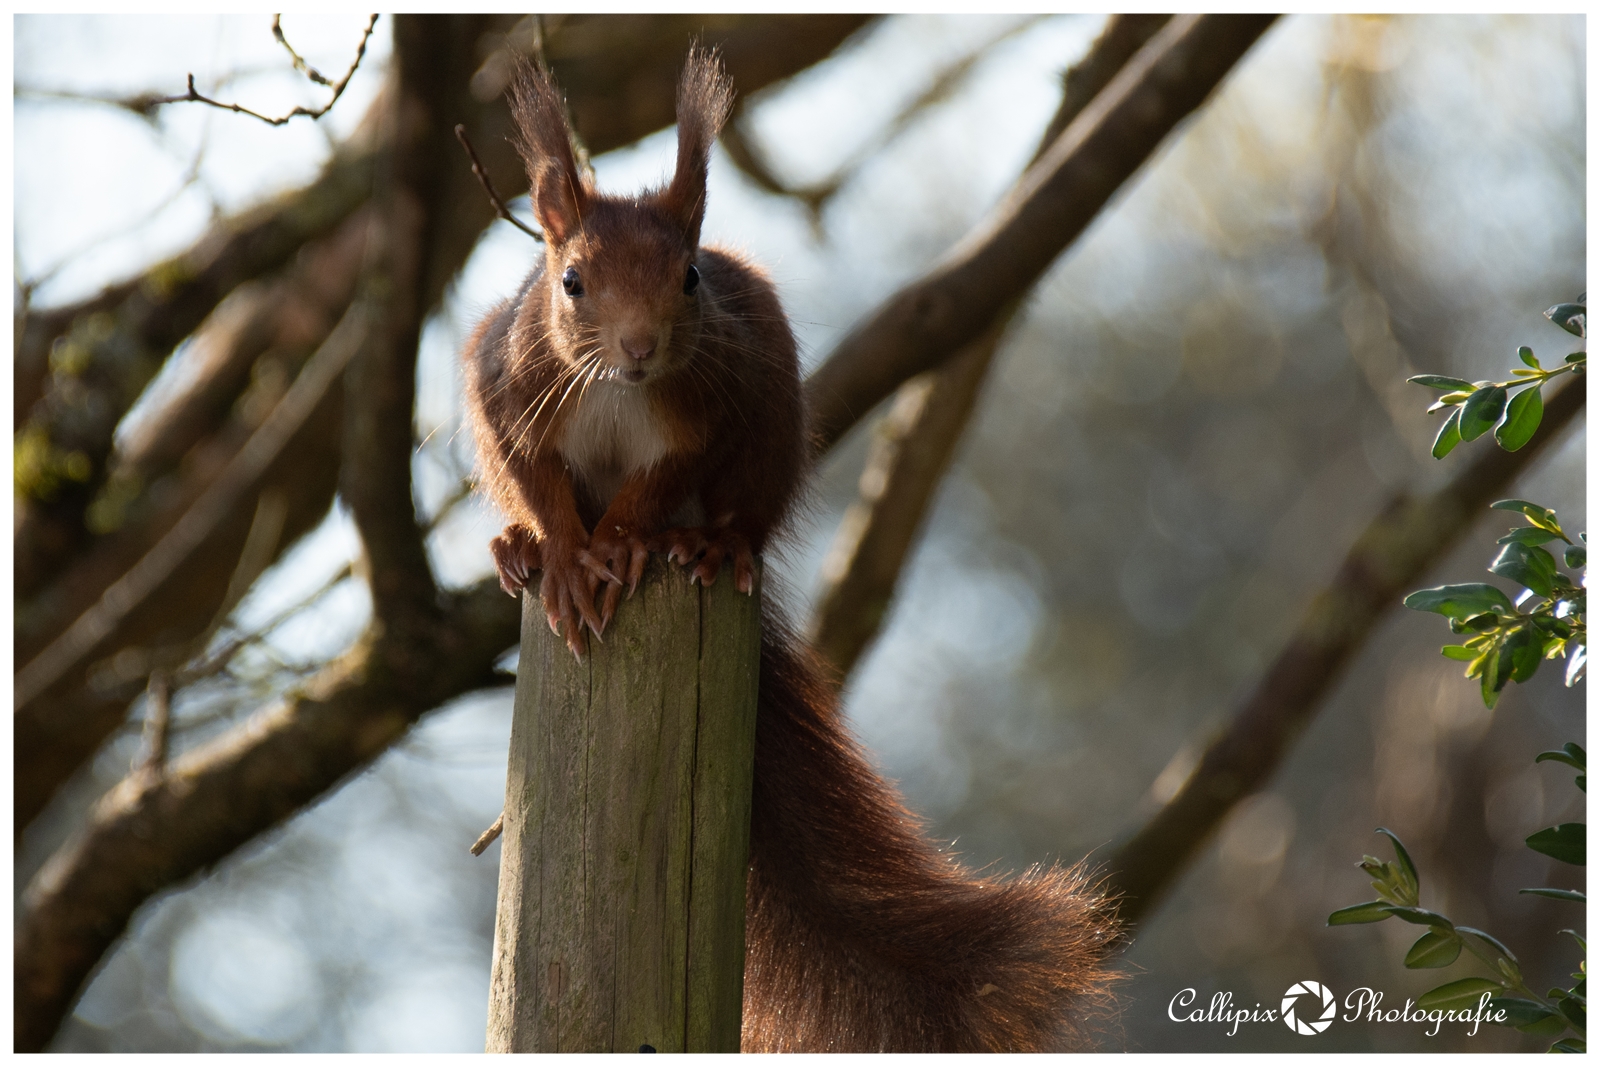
1491, 501, 1568, 540
1527, 824, 1585, 866
1519, 345, 1541, 368
1544, 302, 1586, 338
1551, 1038, 1586, 1054
1565, 544, 1585, 569
1457, 926, 1520, 966
1535, 744, 1586, 771
1459, 385, 1508, 441
1432, 406, 1463, 459
1557, 996, 1586, 1030
1383, 905, 1453, 928
1405, 928, 1462, 968
1327, 900, 1395, 925
1404, 583, 1515, 620
1565, 351, 1586, 363
1409, 373, 1477, 391
1375, 827, 1419, 900
1489, 996, 1565, 1032
1494, 384, 1543, 451
1417, 977, 1501, 1011
1441, 644, 1476, 661
1518, 888, 1586, 903
1504, 627, 1543, 684
1489, 542, 1557, 597
1499, 526, 1563, 546
1481, 646, 1505, 708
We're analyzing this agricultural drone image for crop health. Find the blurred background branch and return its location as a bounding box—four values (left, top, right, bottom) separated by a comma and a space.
802, 13, 1278, 454
808, 14, 1172, 678
1108, 375, 1586, 924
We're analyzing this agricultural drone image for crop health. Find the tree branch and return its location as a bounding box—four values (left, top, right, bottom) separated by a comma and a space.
808, 15, 1172, 677
1105, 377, 1587, 925
802, 14, 1279, 455
13, 579, 521, 1053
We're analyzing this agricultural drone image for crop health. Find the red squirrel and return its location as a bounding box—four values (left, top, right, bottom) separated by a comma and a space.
462, 50, 1119, 1053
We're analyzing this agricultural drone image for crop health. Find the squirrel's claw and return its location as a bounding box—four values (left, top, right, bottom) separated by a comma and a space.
491, 524, 541, 597
585, 529, 651, 633
538, 546, 603, 658
651, 527, 753, 592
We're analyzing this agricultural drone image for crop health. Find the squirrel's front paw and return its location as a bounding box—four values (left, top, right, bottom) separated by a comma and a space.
649, 527, 756, 594
582, 526, 651, 632
538, 544, 605, 660
490, 524, 541, 596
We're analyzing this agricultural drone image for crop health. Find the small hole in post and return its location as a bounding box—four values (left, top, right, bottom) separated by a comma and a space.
638, 1044, 656, 1053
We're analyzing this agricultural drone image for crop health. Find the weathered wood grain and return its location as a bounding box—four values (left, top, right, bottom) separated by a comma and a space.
487, 557, 761, 1052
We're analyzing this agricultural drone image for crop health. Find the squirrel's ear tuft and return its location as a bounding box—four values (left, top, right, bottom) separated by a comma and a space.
508, 60, 590, 246
663, 45, 733, 249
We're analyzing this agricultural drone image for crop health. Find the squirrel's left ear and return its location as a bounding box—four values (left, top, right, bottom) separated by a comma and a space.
663, 46, 732, 249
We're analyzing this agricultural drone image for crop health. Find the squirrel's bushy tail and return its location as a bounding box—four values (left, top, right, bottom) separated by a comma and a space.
743, 614, 1121, 1052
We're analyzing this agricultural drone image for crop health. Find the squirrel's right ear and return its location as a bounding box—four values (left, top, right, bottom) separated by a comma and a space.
509, 62, 590, 246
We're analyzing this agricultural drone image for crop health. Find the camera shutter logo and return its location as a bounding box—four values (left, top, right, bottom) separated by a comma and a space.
1281, 980, 1336, 1035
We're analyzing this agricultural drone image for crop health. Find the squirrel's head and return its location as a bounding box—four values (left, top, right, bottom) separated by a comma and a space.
510, 48, 732, 386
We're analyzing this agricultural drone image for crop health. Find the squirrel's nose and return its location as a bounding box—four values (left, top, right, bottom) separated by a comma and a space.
622, 335, 657, 361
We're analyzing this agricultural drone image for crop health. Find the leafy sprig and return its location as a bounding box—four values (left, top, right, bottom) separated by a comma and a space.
1412, 298, 1585, 459
1329, 767, 1586, 1053
1331, 300, 1587, 1052
1404, 502, 1585, 708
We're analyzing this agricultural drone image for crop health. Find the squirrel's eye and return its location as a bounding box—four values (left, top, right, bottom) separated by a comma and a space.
562, 267, 583, 297
683, 263, 700, 296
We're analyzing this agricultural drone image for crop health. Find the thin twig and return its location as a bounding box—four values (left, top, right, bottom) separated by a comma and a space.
471, 813, 505, 856
272, 15, 333, 86
454, 124, 543, 242
152, 14, 379, 127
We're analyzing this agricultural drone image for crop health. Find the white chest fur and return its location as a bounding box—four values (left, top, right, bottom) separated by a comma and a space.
556, 380, 670, 508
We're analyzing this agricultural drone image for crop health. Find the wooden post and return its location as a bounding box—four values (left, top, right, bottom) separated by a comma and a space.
486, 557, 761, 1052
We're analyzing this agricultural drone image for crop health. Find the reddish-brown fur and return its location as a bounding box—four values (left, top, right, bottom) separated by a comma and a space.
463, 50, 1119, 1051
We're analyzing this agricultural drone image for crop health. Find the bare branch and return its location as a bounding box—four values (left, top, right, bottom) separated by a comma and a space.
454, 123, 543, 241
802, 14, 1279, 454
150, 15, 380, 127
1106, 377, 1587, 925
